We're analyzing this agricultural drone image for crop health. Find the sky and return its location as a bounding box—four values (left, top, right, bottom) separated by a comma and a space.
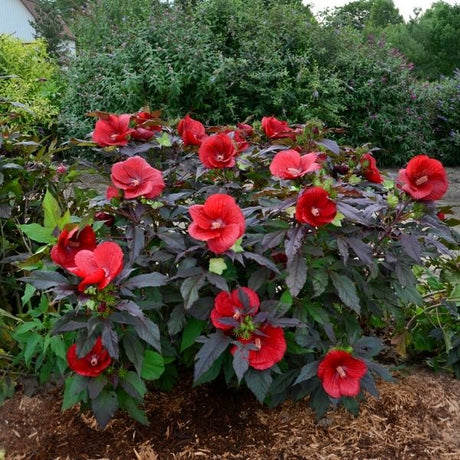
307, 0, 459, 21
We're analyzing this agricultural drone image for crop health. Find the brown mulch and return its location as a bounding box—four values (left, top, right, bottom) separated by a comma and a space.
0, 368, 459, 459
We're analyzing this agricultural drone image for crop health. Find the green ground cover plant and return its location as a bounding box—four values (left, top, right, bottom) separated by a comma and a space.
11, 110, 459, 426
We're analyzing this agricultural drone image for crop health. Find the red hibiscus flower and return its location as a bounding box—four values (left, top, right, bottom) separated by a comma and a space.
231, 324, 286, 370
92, 114, 135, 147
131, 111, 162, 141
111, 156, 165, 200
317, 350, 367, 399
295, 186, 337, 227
177, 114, 207, 146
270, 150, 321, 179
188, 194, 245, 254
198, 133, 238, 169
261, 116, 295, 139
70, 241, 124, 292
67, 337, 111, 377
360, 153, 383, 184
397, 155, 448, 201
237, 123, 254, 137
51, 225, 97, 271
211, 287, 260, 331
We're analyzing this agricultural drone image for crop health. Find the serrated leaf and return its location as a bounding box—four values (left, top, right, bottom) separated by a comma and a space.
329, 272, 360, 313
91, 390, 119, 428
121, 371, 147, 400
232, 346, 249, 383
315, 139, 340, 155
140, 350, 165, 380
118, 391, 149, 425
62, 375, 89, 410
123, 333, 144, 375
180, 274, 206, 309
245, 369, 273, 403
123, 273, 168, 289
353, 337, 382, 358
194, 332, 231, 382
43, 189, 61, 230
20, 270, 70, 290
286, 252, 307, 297
88, 375, 108, 399
19, 223, 54, 244
24, 333, 42, 367
244, 252, 280, 274
293, 361, 319, 385
180, 318, 205, 352
285, 225, 306, 259
133, 317, 161, 351
341, 396, 360, 415
400, 234, 422, 263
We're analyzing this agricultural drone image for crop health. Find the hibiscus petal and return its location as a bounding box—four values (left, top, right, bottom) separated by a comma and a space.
207, 223, 241, 253
93, 242, 124, 280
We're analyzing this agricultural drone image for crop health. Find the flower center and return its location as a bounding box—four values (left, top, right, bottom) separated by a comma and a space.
311, 207, 320, 217
216, 154, 225, 162
336, 365, 346, 378
287, 167, 302, 176
211, 219, 224, 229
90, 355, 99, 367
130, 178, 141, 187
233, 310, 241, 320
415, 175, 428, 186
254, 338, 262, 350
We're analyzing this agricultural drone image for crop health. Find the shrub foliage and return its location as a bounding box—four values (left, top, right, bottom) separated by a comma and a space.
17, 110, 459, 426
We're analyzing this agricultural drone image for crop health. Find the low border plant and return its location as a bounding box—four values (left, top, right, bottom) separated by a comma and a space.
18, 110, 459, 426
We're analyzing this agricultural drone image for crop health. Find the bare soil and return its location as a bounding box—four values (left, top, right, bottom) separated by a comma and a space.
0, 368, 459, 459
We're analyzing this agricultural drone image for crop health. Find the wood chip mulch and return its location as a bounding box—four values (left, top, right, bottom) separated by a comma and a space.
0, 368, 459, 459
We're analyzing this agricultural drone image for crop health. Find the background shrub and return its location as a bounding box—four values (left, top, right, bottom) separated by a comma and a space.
0, 36, 62, 133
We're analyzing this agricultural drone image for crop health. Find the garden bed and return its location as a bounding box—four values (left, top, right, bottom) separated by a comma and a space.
0, 367, 459, 459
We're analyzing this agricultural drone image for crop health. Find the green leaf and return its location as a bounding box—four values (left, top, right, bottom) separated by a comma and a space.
157, 132, 172, 147
62, 375, 89, 410
140, 350, 165, 381
50, 335, 67, 361
24, 333, 43, 367
341, 396, 360, 416
19, 223, 54, 244
180, 318, 205, 352
118, 391, 149, 425
330, 272, 360, 313
43, 189, 61, 229
448, 283, 460, 302
21, 284, 36, 306
209, 257, 227, 275
121, 371, 147, 400
244, 369, 273, 403
91, 390, 119, 428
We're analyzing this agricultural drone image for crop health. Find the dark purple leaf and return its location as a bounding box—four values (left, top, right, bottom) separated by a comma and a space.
20, 270, 71, 290
244, 369, 273, 403
336, 237, 349, 265
293, 361, 319, 385
285, 225, 307, 260
102, 324, 119, 360
400, 234, 421, 263
243, 252, 280, 274
180, 274, 206, 309
194, 331, 232, 382
91, 390, 119, 428
123, 333, 144, 375
345, 237, 374, 265
206, 273, 229, 291
315, 139, 340, 155
123, 273, 168, 289
329, 272, 360, 313
286, 252, 307, 297
232, 345, 249, 383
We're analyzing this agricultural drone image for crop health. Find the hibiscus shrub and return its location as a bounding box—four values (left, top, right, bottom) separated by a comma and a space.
20, 110, 459, 426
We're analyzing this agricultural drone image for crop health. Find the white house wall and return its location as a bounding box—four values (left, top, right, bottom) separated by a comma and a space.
0, 0, 36, 41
